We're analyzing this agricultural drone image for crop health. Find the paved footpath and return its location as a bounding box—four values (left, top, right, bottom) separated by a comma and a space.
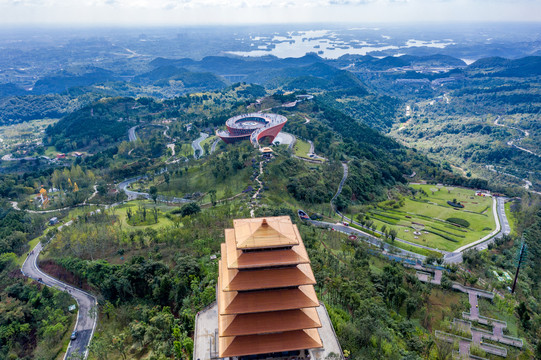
416, 263, 522, 358
22, 237, 97, 359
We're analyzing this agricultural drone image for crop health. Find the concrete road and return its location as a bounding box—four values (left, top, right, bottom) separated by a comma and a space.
211, 138, 220, 154
22, 241, 97, 359
128, 125, 138, 142
117, 176, 149, 200
192, 133, 209, 159
331, 163, 348, 206
309, 220, 426, 261
496, 197, 511, 237
453, 196, 508, 255
469, 291, 479, 319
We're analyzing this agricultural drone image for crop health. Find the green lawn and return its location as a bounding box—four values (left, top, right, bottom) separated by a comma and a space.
293, 139, 311, 158
44, 145, 59, 157
113, 201, 175, 230
364, 184, 496, 252
201, 135, 217, 148
157, 162, 252, 203
177, 143, 193, 157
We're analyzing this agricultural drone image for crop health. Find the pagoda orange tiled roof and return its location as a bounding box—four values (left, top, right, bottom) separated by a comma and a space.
232, 216, 300, 249
219, 258, 316, 291
225, 226, 310, 269
218, 280, 320, 315
219, 329, 322, 358
219, 307, 321, 337
217, 216, 323, 358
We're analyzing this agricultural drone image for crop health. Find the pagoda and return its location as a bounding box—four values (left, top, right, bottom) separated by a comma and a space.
217, 216, 323, 358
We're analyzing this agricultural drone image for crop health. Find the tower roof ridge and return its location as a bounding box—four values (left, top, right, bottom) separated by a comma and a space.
233, 216, 299, 249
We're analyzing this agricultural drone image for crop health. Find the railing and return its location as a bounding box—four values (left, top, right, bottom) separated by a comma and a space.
462, 312, 507, 327
451, 284, 494, 299
468, 353, 489, 360
480, 342, 507, 357
435, 330, 472, 342
471, 326, 523, 348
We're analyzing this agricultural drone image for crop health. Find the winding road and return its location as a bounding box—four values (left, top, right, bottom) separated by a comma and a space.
211, 138, 220, 154
128, 125, 139, 142
118, 176, 149, 201
192, 132, 209, 159
21, 225, 97, 360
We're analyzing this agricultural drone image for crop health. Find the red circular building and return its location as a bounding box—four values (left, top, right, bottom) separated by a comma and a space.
217, 113, 287, 147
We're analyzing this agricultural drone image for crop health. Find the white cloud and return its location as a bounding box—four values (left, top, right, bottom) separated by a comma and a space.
0, 0, 539, 24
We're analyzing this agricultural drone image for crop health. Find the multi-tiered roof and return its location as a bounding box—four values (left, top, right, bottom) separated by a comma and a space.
217, 216, 323, 358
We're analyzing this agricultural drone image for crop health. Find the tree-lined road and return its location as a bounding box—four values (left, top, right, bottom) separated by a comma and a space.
22, 235, 97, 359
128, 125, 138, 142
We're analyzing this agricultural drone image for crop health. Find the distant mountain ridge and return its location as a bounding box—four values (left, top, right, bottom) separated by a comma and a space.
32, 67, 117, 95
468, 56, 541, 77
133, 65, 226, 89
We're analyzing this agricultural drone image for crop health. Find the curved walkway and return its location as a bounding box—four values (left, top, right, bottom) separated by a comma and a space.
22, 232, 97, 359
309, 219, 426, 261
417, 262, 523, 358
330, 162, 445, 255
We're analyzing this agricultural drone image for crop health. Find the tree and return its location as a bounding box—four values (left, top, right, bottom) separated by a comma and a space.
111, 332, 128, 360
103, 301, 115, 320
434, 339, 454, 360
149, 186, 158, 204
164, 172, 170, 188
180, 202, 201, 217
406, 297, 418, 319
153, 207, 159, 223
389, 229, 397, 243
88, 333, 111, 360
209, 189, 217, 206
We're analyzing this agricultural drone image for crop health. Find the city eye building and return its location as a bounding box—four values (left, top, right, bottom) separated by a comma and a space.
217, 113, 287, 147
194, 216, 343, 360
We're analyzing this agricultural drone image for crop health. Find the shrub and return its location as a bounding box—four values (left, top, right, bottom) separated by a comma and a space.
446, 217, 470, 228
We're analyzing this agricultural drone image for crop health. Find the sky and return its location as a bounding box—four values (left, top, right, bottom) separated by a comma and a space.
1, 0, 540, 26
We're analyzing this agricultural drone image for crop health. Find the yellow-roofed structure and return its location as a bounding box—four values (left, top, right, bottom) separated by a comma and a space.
217, 216, 323, 358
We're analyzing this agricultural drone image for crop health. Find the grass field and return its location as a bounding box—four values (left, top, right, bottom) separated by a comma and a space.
157, 162, 252, 203
113, 200, 175, 230
362, 184, 496, 252
293, 139, 311, 158
177, 143, 193, 157
201, 135, 217, 149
